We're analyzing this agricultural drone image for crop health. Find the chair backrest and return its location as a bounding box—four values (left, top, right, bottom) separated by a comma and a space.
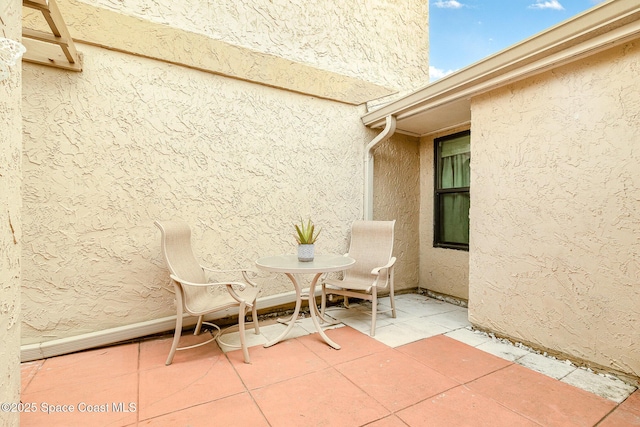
344, 220, 395, 282
155, 220, 206, 285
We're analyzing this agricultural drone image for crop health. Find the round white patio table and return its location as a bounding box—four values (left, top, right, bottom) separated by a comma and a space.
255, 253, 355, 350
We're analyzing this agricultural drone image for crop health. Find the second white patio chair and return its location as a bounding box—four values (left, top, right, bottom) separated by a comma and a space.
320, 220, 396, 336
155, 220, 260, 365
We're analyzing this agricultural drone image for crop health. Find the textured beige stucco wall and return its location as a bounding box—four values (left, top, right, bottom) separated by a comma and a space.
0, 0, 23, 424
469, 42, 640, 378
373, 133, 421, 292
419, 129, 470, 301
20, 0, 426, 346
22, 0, 397, 105
21, 45, 370, 343
80, 0, 429, 92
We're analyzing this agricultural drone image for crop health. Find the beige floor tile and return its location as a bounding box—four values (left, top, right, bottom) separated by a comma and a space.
215, 328, 269, 352
561, 367, 638, 403
422, 308, 471, 330
475, 339, 531, 362
444, 327, 493, 347
517, 352, 577, 380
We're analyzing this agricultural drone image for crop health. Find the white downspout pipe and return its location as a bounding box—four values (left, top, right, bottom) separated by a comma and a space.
364, 115, 396, 220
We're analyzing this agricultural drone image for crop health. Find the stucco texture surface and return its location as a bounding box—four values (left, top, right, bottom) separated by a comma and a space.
419, 129, 470, 301
373, 133, 421, 291
469, 42, 640, 377
81, 0, 429, 92
0, 0, 23, 423
22, 0, 397, 105
20, 43, 382, 344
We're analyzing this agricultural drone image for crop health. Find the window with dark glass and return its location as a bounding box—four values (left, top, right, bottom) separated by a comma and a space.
434, 130, 470, 250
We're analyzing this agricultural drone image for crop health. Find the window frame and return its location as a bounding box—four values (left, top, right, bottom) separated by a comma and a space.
433, 130, 470, 251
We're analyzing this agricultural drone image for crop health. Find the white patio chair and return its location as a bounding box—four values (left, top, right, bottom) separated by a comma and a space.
155, 220, 260, 365
320, 220, 396, 336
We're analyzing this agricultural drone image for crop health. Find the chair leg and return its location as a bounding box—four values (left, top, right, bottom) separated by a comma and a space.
166, 312, 184, 366
390, 286, 396, 319
194, 315, 203, 335
320, 284, 327, 317
370, 289, 377, 337
238, 302, 250, 363
390, 267, 396, 318
251, 301, 260, 334
344, 296, 350, 308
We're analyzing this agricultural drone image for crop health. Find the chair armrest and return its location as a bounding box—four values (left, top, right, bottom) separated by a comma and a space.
224, 283, 259, 305
241, 270, 263, 288
200, 266, 265, 288
371, 257, 396, 275
202, 266, 253, 274
169, 274, 247, 290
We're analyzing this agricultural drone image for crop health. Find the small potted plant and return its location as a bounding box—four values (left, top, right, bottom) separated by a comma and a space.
295, 218, 320, 262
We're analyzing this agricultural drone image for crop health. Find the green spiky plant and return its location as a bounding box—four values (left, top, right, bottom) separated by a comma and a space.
294, 218, 321, 244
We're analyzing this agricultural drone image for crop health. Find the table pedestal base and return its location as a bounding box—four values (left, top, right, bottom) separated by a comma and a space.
264, 272, 341, 349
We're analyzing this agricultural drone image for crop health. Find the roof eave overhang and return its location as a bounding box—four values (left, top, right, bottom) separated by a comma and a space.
362, 0, 640, 137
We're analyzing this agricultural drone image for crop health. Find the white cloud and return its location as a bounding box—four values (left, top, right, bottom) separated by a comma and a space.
434, 0, 464, 9
528, 0, 564, 10
429, 66, 456, 82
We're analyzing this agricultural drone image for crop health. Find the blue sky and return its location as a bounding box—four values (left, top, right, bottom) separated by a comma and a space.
429, 0, 607, 81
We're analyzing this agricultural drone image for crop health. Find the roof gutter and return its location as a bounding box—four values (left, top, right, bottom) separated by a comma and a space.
362, 0, 640, 131
364, 115, 396, 220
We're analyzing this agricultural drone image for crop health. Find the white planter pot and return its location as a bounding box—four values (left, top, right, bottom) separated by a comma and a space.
297, 244, 315, 262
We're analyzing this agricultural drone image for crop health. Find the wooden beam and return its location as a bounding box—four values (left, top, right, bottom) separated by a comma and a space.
45, 0, 78, 63
22, 0, 50, 11
22, 28, 70, 48
22, 37, 82, 72
22, 0, 81, 71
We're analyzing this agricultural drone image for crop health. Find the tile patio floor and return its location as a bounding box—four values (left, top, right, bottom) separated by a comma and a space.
20, 293, 639, 426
